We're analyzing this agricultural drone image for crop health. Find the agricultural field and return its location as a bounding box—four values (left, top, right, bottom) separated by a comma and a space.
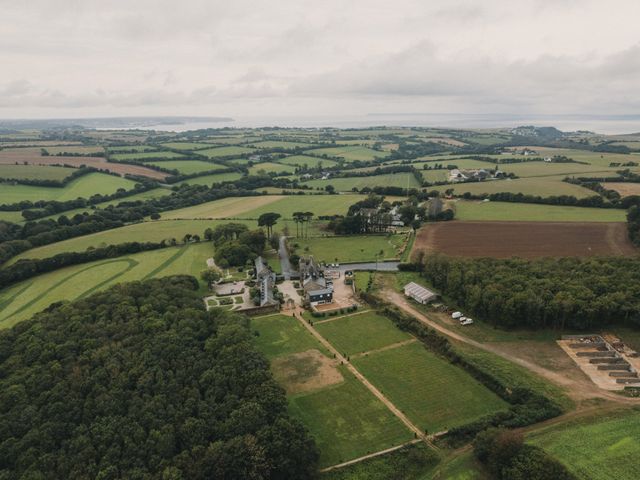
146, 160, 226, 174
243, 193, 368, 218
0, 172, 138, 205
178, 171, 243, 186
0, 242, 213, 329
43, 145, 104, 155
277, 155, 339, 168
304, 146, 390, 162
431, 176, 596, 198
252, 314, 413, 467
302, 172, 421, 191
603, 182, 640, 197
159, 142, 216, 150
249, 140, 312, 149
0, 164, 75, 181
291, 234, 404, 263
110, 150, 185, 161
353, 342, 508, 433
315, 311, 413, 356
499, 161, 620, 178
412, 221, 636, 258
107, 145, 157, 152
198, 146, 255, 158
453, 200, 628, 222
160, 195, 285, 219
517, 147, 640, 168
248, 162, 297, 175
528, 409, 640, 480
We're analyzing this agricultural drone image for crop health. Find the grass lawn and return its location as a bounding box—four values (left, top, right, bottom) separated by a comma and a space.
0, 243, 212, 328
291, 235, 402, 263
110, 151, 185, 161
316, 311, 412, 356
248, 162, 297, 175
252, 314, 327, 359
198, 146, 255, 158
303, 173, 420, 191
277, 155, 339, 168
528, 409, 640, 480
431, 176, 595, 198
178, 172, 244, 186
0, 164, 75, 181
0, 172, 137, 205
304, 146, 390, 162
289, 368, 414, 468
353, 342, 509, 433
146, 160, 226, 174
355, 271, 372, 293
454, 200, 627, 222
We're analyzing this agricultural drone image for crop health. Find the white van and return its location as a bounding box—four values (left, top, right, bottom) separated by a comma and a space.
452, 311, 462, 319
461, 318, 474, 326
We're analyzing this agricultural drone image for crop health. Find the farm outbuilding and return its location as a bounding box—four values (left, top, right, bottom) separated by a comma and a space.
403, 282, 438, 304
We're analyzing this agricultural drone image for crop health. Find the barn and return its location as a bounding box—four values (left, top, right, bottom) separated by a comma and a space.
403, 282, 438, 304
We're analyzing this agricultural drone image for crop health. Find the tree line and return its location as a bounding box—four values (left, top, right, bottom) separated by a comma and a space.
0, 276, 318, 479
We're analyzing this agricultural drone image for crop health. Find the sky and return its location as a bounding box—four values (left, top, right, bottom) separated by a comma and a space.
1, 0, 640, 120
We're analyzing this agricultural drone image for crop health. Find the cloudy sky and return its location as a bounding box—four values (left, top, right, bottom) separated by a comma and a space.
1, 0, 639, 120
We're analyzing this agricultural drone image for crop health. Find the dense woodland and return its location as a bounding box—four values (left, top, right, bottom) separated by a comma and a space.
412, 254, 640, 330
0, 276, 318, 479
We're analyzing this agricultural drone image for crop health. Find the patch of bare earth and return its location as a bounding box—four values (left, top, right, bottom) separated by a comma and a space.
0, 147, 167, 180
271, 349, 343, 395
412, 221, 637, 259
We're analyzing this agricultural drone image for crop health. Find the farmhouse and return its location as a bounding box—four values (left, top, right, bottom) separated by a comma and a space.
404, 282, 438, 304
299, 256, 334, 305
254, 256, 278, 307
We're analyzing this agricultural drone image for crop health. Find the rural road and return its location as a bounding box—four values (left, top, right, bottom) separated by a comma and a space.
278, 236, 293, 280
382, 289, 640, 405
337, 261, 400, 272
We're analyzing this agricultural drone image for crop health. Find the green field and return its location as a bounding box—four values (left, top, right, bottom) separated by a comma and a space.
0, 164, 75, 181
277, 155, 339, 168
353, 342, 508, 433
499, 161, 621, 178
316, 311, 413, 356
248, 162, 297, 175
0, 172, 138, 205
160, 195, 283, 219
0, 211, 26, 223
110, 150, 185, 161
250, 140, 311, 149
292, 234, 403, 263
159, 142, 216, 150
44, 145, 104, 155
303, 173, 421, 191
528, 409, 640, 480
146, 160, 226, 174
107, 145, 156, 153
454, 200, 627, 222
0, 242, 212, 328
433, 176, 596, 198
178, 172, 244, 186
252, 314, 328, 359
199, 146, 255, 158
305, 146, 390, 162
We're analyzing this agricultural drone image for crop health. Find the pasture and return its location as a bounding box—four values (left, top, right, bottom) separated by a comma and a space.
453, 200, 628, 222
352, 342, 508, 433
0, 242, 213, 328
431, 176, 595, 198
304, 146, 390, 162
302, 173, 420, 191
198, 146, 255, 158
528, 410, 640, 480
252, 314, 330, 359
277, 155, 339, 168
412, 221, 636, 259
146, 160, 226, 174
315, 311, 413, 356
178, 172, 243, 186
160, 195, 284, 219
292, 234, 403, 263
0, 172, 138, 205
0, 164, 75, 181
248, 162, 297, 175
243, 194, 366, 218
250, 140, 311, 149
110, 151, 185, 161
159, 142, 216, 150
499, 161, 620, 178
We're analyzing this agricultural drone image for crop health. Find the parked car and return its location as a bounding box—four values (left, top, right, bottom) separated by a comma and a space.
461, 318, 474, 326
452, 311, 462, 319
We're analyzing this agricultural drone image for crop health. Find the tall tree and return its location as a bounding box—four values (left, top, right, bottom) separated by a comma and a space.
258, 212, 281, 237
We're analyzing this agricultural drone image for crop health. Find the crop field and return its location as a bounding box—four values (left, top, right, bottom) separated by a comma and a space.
431, 176, 595, 198
146, 160, 226, 174
412, 221, 636, 258
276, 155, 339, 168
198, 146, 255, 158
454, 200, 628, 222
0, 172, 138, 205
244, 193, 367, 219
178, 172, 243, 186
252, 313, 413, 468
528, 410, 640, 480
107, 145, 157, 152
110, 150, 185, 161
0, 242, 212, 328
292, 234, 403, 263
302, 172, 421, 191
248, 162, 297, 175
315, 311, 413, 356
353, 342, 508, 433
0, 164, 75, 181
159, 142, 216, 150
160, 195, 285, 219
304, 146, 390, 162
43, 145, 104, 155
603, 182, 640, 197
0, 147, 166, 179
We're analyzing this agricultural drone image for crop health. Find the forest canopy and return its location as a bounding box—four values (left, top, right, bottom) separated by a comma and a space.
0, 276, 318, 479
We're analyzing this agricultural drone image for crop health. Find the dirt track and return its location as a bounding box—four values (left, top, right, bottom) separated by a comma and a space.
412, 221, 637, 259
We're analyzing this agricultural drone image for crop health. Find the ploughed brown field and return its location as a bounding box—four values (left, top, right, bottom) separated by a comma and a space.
412, 221, 637, 258
0, 148, 167, 180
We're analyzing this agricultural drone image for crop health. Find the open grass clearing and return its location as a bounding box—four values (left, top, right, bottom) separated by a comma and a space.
0, 164, 75, 181
0, 242, 212, 328
353, 342, 509, 433
453, 200, 627, 222
315, 311, 413, 356
303, 173, 420, 192
146, 160, 226, 174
